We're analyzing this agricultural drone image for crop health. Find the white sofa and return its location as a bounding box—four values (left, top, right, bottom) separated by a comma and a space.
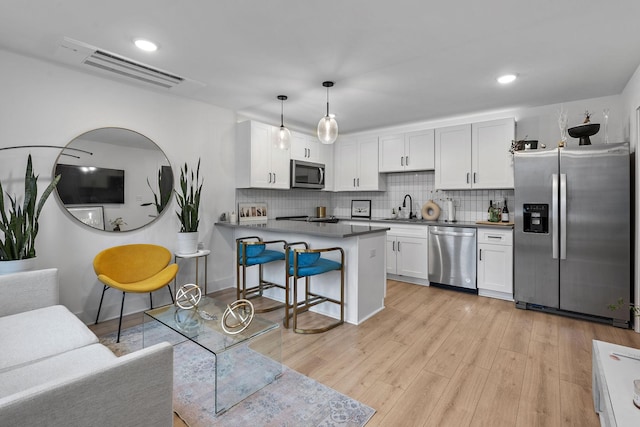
0, 268, 174, 427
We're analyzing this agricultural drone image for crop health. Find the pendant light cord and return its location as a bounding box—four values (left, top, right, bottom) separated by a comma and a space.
326, 86, 330, 117
278, 95, 287, 128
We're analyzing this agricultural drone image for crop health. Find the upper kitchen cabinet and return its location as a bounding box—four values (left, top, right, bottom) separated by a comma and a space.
379, 129, 435, 172
334, 136, 386, 191
435, 118, 515, 189
291, 131, 321, 163
235, 120, 290, 189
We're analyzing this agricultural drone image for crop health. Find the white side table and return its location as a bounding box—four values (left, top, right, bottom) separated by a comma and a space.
592, 340, 640, 427
174, 249, 210, 295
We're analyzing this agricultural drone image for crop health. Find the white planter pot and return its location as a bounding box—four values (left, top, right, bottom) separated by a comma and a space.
176, 232, 199, 255
0, 257, 37, 275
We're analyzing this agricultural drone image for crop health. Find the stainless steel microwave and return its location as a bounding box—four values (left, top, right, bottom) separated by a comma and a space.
290, 160, 325, 189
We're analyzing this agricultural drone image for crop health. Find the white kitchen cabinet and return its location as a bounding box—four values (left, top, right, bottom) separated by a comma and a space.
477, 227, 513, 300
379, 129, 435, 172
380, 224, 428, 283
472, 119, 515, 188
334, 136, 385, 191
435, 118, 515, 189
291, 131, 320, 163
235, 120, 290, 189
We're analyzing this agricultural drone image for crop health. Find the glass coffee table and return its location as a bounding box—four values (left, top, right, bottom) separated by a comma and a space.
143, 296, 282, 414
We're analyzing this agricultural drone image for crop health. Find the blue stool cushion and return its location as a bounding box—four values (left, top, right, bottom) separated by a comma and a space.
240, 249, 285, 266
238, 242, 265, 257
289, 257, 342, 277
288, 252, 321, 267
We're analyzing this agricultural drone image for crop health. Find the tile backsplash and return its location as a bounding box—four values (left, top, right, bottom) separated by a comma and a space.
236, 171, 514, 222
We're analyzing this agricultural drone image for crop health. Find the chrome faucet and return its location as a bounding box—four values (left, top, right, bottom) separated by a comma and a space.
402, 194, 414, 219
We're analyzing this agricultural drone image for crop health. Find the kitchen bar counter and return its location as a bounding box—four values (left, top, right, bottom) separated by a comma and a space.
215, 219, 390, 237
215, 220, 388, 325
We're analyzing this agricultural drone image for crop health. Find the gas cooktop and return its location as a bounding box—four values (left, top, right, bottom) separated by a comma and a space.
275, 215, 340, 223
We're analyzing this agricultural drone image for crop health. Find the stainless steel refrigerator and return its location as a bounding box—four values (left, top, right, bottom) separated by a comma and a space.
514, 143, 631, 327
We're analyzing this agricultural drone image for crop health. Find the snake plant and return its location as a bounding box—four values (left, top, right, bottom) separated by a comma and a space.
0, 154, 61, 261
141, 166, 173, 215
175, 159, 202, 233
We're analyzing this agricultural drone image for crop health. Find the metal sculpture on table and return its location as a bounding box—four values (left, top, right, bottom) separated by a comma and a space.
175, 283, 202, 309
221, 299, 254, 335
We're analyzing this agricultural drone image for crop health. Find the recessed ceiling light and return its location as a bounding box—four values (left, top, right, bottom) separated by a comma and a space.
134, 39, 158, 52
497, 74, 517, 84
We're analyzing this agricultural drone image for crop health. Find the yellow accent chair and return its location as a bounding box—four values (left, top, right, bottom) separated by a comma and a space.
93, 244, 178, 342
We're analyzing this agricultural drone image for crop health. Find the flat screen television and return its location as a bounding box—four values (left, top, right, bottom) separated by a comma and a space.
55, 164, 125, 204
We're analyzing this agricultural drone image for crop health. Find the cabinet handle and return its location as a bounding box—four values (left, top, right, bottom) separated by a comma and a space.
353, 178, 356, 187
305, 148, 308, 157
405, 156, 409, 166
473, 172, 477, 183
397, 241, 400, 251
357, 178, 360, 187
273, 172, 276, 183
268, 172, 272, 183
479, 249, 482, 261
466, 173, 470, 184
487, 235, 502, 240
401, 157, 404, 166
392, 241, 395, 251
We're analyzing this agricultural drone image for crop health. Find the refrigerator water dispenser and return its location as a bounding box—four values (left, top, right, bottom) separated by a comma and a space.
522, 204, 548, 233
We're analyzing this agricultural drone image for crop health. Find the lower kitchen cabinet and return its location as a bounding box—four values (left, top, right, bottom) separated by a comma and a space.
382, 225, 428, 283
477, 227, 513, 300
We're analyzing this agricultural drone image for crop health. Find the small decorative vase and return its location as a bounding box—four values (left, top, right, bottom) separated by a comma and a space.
176, 232, 199, 254
0, 257, 37, 275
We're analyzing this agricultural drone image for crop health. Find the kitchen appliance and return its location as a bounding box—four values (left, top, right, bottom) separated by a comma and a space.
514, 143, 630, 326
290, 160, 325, 189
275, 215, 339, 223
428, 226, 477, 290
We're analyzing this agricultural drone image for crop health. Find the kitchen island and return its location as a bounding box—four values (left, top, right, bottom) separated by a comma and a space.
216, 220, 389, 325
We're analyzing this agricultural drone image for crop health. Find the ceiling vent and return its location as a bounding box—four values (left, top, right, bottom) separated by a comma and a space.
55, 37, 204, 93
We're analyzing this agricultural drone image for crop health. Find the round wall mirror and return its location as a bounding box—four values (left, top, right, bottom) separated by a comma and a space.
54, 128, 173, 232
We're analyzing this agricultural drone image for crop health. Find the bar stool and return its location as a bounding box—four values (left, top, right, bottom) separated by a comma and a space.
285, 242, 345, 334
236, 236, 287, 313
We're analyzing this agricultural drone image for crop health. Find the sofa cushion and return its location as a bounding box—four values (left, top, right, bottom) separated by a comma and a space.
0, 305, 98, 372
0, 344, 116, 398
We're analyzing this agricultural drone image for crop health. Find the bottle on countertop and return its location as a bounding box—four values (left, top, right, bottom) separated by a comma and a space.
501, 199, 509, 222
487, 200, 493, 221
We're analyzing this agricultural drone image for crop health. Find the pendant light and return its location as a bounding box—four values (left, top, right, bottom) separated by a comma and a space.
317, 81, 338, 144
276, 95, 291, 150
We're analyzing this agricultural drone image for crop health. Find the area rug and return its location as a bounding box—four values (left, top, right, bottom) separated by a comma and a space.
99, 324, 375, 427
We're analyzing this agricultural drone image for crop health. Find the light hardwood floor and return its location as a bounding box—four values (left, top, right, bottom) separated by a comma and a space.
89, 280, 640, 427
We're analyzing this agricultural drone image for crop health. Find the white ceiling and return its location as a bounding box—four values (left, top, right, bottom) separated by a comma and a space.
1, 1, 639, 135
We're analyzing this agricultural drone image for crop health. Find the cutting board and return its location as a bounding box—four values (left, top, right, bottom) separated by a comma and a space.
475, 221, 514, 226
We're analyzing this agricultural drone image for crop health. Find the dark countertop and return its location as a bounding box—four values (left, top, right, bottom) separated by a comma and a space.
215, 220, 390, 238
344, 217, 514, 229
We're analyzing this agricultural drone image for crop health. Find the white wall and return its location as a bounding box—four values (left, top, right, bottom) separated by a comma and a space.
0, 49, 237, 323
621, 62, 640, 332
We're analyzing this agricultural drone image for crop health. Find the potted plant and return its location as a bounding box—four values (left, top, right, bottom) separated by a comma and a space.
175, 159, 202, 254
141, 166, 173, 216
0, 154, 61, 274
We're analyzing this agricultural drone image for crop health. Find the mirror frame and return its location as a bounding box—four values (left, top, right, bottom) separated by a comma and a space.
54, 127, 174, 232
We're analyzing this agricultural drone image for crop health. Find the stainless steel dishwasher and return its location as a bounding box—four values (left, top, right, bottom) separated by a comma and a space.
428, 226, 477, 290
